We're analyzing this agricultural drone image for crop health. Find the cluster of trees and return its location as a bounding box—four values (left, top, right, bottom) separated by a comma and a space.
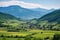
53, 34, 60, 40
27, 20, 60, 31
0, 19, 30, 32
36, 21, 60, 31
0, 20, 60, 32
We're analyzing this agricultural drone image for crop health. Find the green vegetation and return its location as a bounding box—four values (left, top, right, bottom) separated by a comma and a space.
0, 9, 60, 40
37, 9, 60, 30
0, 29, 60, 40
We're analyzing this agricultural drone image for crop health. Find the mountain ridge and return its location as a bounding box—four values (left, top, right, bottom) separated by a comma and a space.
0, 5, 54, 19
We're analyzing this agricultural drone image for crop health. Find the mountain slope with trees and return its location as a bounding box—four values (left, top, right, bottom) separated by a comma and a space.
37, 9, 60, 30
0, 5, 54, 19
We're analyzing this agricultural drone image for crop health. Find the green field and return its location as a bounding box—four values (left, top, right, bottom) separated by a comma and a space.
0, 29, 60, 40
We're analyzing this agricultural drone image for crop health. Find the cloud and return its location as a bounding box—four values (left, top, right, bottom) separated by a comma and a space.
0, 1, 53, 9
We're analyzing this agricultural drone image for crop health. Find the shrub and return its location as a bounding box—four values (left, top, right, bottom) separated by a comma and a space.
44, 37, 49, 40
1, 34, 4, 37
53, 34, 60, 40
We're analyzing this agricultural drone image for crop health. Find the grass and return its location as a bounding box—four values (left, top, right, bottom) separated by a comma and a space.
0, 37, 24, 40
0, 29, 60, 40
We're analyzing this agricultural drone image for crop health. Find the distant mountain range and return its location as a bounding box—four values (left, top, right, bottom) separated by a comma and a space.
0, 5, 55, 19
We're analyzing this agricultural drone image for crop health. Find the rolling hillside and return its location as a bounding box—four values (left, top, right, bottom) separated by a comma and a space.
37, 9, 60, 30
38, 9, 60, 23
0, 12, 22, 28
0, 12, 19, 20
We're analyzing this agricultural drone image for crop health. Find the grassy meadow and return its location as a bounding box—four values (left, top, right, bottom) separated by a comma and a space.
0, 28, 60, 40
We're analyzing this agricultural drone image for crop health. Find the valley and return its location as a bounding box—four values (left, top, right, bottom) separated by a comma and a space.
0, 5, 60, 40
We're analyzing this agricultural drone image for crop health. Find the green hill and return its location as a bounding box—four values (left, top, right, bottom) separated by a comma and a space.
0, 12, 19, 21
0, 12, 20, 27
38, 9, 60, 23
0, 12, 29, 32
37, 9, 60, 30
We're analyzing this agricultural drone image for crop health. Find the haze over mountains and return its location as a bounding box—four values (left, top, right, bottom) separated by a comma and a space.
0, 5, 55, 19
0, 5, 60, 30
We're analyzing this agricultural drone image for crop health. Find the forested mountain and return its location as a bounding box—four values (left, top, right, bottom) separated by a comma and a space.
36, 9, 60, 30
38, 9, 60, 22
0, 5, 54, 19
0, 5, 40, 19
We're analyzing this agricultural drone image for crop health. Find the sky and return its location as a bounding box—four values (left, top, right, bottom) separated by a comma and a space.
0, 0, 60, 9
